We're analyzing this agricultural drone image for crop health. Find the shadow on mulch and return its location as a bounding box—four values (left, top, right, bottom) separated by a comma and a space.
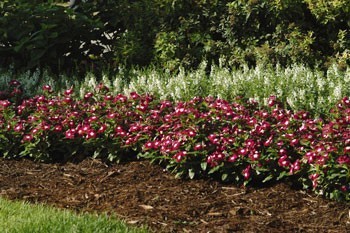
0, 157, 349, 233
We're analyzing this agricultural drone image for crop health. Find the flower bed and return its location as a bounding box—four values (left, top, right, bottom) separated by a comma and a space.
0, 80, 349, 201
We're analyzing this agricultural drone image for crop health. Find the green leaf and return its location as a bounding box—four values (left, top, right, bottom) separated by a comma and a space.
262, 174, 273, 183
221, 173, 228, 181
208, 164, 222, 174
188, 169, 195, 179
277, 171, 288, 181
175, 171, 184, 179
93, 150, 101, 158
200, 162, 207, 171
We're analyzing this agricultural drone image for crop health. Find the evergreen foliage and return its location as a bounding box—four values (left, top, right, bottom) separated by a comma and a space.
0, 0, 349, 73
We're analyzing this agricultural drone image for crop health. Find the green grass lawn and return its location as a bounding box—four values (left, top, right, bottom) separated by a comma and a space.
0, 198, 149, 233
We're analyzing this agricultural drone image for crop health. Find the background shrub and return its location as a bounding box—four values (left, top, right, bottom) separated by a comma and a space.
0, 0, 349, 73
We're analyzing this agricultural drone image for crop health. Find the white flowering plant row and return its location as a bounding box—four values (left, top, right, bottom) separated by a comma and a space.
1, 63, 349, 118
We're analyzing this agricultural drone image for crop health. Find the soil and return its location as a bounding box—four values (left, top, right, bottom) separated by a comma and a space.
0, 157, 349, 233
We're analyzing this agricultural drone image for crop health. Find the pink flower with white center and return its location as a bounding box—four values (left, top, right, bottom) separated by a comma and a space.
64, 88, 74, 96
130, 92, 140, 100
344, 146, 350, 153
317, 156, 328, 165
264, 135, 273, 147
248, 118, 257, 126
86, 130, 97, 139
208, 134, 219, 144
172, 141, 181, 151
289, 159, 301, 174
67, 121, 75, 128
242, 165, 251, 180
225, 137, 235, 144
337, 155, 350, 165
290, 138, 299, 146
31, 128, 39, 135
162, 139, 172, 147
206, 155, 217, 167
107, 112, 116, 119
14, 123, 23, 132
117, 131, 127, 137
9, 79, 20, 86
144, 141, 154, 150
345, 139, 350, 146
63, 97, 72, 104
98, 124, 107, 133
238, 148, 248, 156
173, 151, 187, 162
261, 111, 269, 118
228, 154, 238, 163
11, 88, 22, 96
268, 96, 277, 107
160, 145, 171, 153
249, 151, 260, 161
84, 92, 93, 100
104, 95, 113, 101
23, 134, 33, 142
42, 85, 52, 92
278, 155, 290, 167
245, 139, 255, 148
0, 100, 11, 108
137, 104, 148, 112
41, 123, 51, 131
225, 111, 234, 117
305, 151, 316, 164
298, 123, 307, 132
279, 148, 287, 156
187, 130, 196, 137
65, 129, 75, 139
37, 95, 46, 103
54, 125, 63, 132
277, 140, 284, 147
129, 124, 140, 132
114, 125, 123, 132
215, 152, 225, 161
283, 119, 290, 127
88, 116, 98, 123
82, 124, 91, 132
153, 141, 161, 149
77, 127, 85, 136
175, 107, 185, 115
309, 173, 319, 188
97, 83, 109, 92
115, 94, 127, 102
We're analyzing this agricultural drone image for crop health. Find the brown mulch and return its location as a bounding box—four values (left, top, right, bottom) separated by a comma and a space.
0, 157, 349, 233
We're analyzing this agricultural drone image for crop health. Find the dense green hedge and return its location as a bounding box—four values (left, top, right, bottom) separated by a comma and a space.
0, 0, 349, 73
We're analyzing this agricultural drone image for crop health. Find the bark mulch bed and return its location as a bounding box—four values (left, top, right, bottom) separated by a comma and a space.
0, 157, 349, 233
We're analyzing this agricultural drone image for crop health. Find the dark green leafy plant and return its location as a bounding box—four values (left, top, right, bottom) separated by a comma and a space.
0, 0, 349, 73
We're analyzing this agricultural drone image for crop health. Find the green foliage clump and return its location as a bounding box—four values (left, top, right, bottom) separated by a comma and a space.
0, 0, 104, 73
0, 0, 349, 73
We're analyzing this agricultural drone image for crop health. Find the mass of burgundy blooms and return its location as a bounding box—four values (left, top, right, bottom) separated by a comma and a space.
0, 80, 349, 201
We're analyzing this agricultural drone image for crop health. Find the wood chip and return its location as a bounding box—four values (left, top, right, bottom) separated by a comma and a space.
200, 219, 209, 224
139, 204, 154, 210
127, 220, 139, 224
207, 212, 222, 216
